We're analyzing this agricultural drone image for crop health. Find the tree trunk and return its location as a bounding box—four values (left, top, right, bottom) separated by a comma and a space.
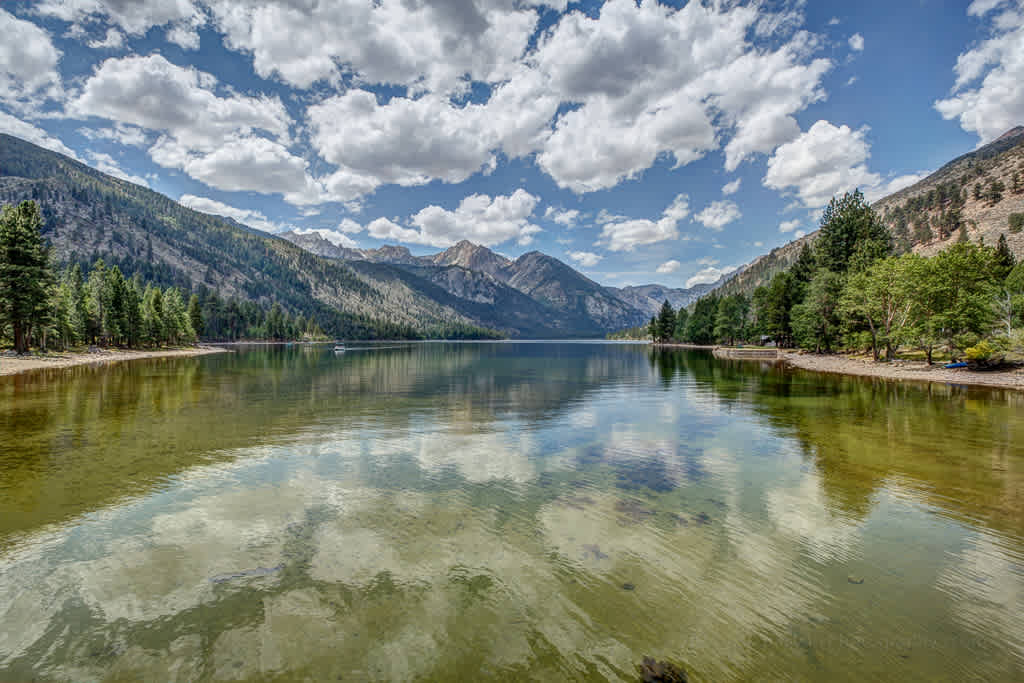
925, 345, 933, 365
13, 322, 28, 354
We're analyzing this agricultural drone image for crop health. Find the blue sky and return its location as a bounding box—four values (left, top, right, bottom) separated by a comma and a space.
1, 0, 1021, 289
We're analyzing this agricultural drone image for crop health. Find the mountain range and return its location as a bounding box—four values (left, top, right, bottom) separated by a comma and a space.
0, 133, 717, 339
11, 124, 1007, 338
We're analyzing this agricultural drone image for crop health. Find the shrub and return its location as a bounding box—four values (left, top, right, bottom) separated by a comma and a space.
1010, 213, 1024, 234
965, 340, 994, 361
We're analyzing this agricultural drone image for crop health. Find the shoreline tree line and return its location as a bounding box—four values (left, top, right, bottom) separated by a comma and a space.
1, 201, 497, 353
642, 190, 1024, 363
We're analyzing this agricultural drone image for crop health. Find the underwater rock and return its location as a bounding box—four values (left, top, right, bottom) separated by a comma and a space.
670, 513, 689, 527
621, 582, 636, 591
637, 656, 688, 682
847, 575, 864, 585
582, 544, 609, 561
562, 494, 596, 510
615, 499, 657, 523
209, 565, 283, 584
692, 512, 711, 525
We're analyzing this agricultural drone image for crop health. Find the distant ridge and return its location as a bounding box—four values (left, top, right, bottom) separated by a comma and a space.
706, 126, 1024, 301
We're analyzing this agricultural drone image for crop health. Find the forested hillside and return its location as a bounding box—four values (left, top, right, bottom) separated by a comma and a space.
0, 134, 501, 340
710, 127, 1024, 301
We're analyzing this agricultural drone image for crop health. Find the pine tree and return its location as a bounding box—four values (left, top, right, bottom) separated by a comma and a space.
188, 294, 204, 339
995, 233, 1016, 279
816, 190, 891, 274
0, 201, 53, 353
656, 300, 675, 343
673, 308, 688, 341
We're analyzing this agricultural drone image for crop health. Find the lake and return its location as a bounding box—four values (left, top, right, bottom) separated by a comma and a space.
1, 342, 1021, 681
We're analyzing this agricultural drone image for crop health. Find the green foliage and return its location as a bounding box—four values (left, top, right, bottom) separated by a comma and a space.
673, 307, 688, 341
753, 272, 795, 347
1009, 213, 1024, 234
995, 234, 1016, 279
0, 201, 53, 352
684, 295, 719, 345
791, 270, 844, 352
654, 300, 676, 343
816, 190, 891, 274
713, 294, 748, 346
964, 340, 994, 361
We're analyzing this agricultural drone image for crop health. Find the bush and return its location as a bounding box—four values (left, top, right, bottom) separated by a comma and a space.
965, 340, 994, 361
1010, 213, 1024, 234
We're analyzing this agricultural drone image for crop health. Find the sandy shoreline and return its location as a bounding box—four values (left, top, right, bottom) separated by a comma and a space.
780, 351, 1024, 391
0, 346, 229, 377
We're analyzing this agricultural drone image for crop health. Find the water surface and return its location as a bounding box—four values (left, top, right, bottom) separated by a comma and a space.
1, 343, 1022, 681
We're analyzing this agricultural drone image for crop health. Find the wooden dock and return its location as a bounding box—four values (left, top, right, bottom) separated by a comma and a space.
712, 347, 781, 361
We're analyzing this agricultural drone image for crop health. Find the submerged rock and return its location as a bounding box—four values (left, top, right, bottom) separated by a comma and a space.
582, 544, 609, 560
621, 582, 636, 591
637, 656, 688, 682
847, 575, 864, 585
692, 512, 712, 525
209, 565, 283, 584
615, 498, 658, 523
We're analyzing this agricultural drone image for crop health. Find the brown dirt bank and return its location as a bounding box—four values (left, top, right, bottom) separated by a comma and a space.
0, 346, 229, 377
781, 352, 1024, 391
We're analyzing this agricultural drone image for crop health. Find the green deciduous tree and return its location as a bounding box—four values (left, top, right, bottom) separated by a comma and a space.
713, 294, 748, 345
931, 243, 1000, 354
791, 270, 844, 353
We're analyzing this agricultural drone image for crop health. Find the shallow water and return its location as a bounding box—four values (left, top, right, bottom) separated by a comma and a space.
1, 343, 1021, 681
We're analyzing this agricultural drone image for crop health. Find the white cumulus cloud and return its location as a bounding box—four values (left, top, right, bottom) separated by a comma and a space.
598, 194, 689, 252
0, 111, 78, 159
656, 259, 680, 274
179, 194, 279, 233
686, 265, 738, 288
87, 151, 148, 186
694, 200, 742, 231
848, 33, 864, 51
544, 207, 580, 227
567, 251, 602, 268
779, 219, 801, 233
935, 1, 1024, 143
0, 9, 63, 111
763, 120, 880, 208
408, 189, 541, 248
722, 178, 742, 195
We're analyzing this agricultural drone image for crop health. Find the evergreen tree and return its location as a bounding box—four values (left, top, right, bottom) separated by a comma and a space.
67, 263, 87, 343
656, 300, 676, 343
755, 272, 795, 347
685, 295, 719, 345
142, 284, 164, 345
673, 308, 688, 341
647, 316, 657, 341
791, 270, 844, 353
188, 294, 204, 338
0, 201, 52, 352
994, 233, 1016, 279
816, 190, 891, 274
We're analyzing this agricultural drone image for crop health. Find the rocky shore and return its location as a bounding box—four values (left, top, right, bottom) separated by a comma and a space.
781, 351, 1024, 391
0, 346, 229, 376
